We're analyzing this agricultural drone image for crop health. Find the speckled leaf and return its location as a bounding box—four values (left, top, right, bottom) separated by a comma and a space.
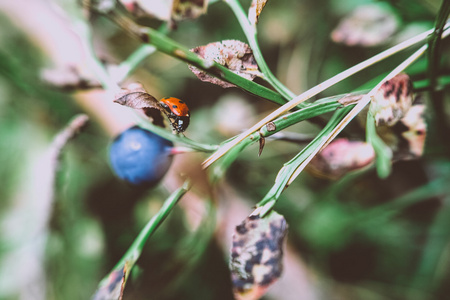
331, 3, 399, 47
369, 73, 414, 126
230, 211, 287, 300
248, 0, 268, 25
308, 138, 375, 180
189, 40, 262, 88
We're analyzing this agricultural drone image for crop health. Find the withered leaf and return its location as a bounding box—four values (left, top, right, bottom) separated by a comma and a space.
114, 83, 166, 127
307, 138, 375, 180
114, 83, 160, 110
230, 211, 287, 300
331, 3, 399, 47
248, 0, 268, 25
377, 104, 427, 161
369, 73, 414, 126
189, 40, 262, 88
400, 104, 426, 158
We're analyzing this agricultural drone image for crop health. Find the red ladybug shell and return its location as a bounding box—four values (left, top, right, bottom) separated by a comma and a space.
159, 97, 190, 117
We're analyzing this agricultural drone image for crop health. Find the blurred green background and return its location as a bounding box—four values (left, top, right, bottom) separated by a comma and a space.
0, 0, 449, 299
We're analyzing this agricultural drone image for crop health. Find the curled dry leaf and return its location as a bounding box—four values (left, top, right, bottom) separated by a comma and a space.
370, 73, 414, 126
377, 104, 427, 161
121, 0, 208, 21
307, 138, 375, 180
248, 0, 268, 26
331, 3, 399, 47
189, 40, 262, 88
230, 211, 288, 300
114, 83, 165, 127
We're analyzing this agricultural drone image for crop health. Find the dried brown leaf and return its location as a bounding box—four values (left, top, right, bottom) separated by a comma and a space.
114, 83, 166, 127
230, 211, 287, 300
369, 73, 414, 126
248, 0, 268, 25
331, 3, 399, 47
307, 138, 375, 180
114, 83, 159, 110
189, 40, 262, 88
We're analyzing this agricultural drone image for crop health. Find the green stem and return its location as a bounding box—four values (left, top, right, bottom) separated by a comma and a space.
115, 44, 157, 82
225, 0, 297, 101
209, 93, 351, 183
134, 114, 219, 152
366, 112, 392, 178
427, 3, 450, 156
112, 181, 191, 271
257, 106, 353, 213
107, 10, 287, 106
427, 1, 450, 91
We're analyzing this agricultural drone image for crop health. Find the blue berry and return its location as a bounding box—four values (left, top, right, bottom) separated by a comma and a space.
109, 126, 173, 187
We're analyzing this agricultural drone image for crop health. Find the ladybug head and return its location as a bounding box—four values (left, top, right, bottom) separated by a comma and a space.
171, 115, 190, 133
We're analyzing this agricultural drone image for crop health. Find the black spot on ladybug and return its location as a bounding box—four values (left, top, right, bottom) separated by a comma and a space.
178, 100, 184, 103
172, 105, 178, 109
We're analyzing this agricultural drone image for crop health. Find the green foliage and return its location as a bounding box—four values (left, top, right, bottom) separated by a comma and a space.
0, 0, 449, 299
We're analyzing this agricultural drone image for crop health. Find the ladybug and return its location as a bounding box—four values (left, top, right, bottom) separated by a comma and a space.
158, 97, 190, 133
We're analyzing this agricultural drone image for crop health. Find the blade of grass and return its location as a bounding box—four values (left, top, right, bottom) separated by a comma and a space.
255, 106, 352, 215
427, 0, 450, 91
202, 24, 450, 169
93, 181, 191, 299
285, 43, 430, 186
106, 11, 288, 106
209, 93, 356, 181
225, 0, 296, 100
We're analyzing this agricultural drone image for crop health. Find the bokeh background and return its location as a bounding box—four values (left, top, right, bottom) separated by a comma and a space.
0, 0, 449, 299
